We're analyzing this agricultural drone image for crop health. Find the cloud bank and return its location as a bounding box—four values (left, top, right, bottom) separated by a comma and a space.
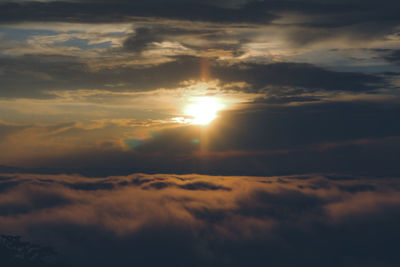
0, 172, 399, 266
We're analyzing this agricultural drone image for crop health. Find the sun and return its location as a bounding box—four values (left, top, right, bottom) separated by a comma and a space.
185, 96, 223, 125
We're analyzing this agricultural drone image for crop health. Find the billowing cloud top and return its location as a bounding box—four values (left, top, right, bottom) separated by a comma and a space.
0, 172, 399, 266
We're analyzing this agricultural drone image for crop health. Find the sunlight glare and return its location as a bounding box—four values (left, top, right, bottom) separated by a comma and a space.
185, 97, 223, 125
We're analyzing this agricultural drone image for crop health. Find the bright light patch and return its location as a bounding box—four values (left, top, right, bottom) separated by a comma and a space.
185, 97, 223, 125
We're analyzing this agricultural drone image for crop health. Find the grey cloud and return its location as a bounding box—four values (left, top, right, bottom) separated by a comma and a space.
0, 0, 399, 50
0, 55, 202, 98
212, 62, 385, 92
0, 1, 278, 24
122, 26, 222, 53
253, 96, 321, 104
383, 50, 400, 65
0, 0, 399, 29
123, 27, 164, 54
0, 55, 386, 98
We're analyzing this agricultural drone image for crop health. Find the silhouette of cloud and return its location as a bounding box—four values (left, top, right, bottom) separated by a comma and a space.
384, 50, 400, 65
63, 181, 115, 191
0, 1, 278, 24
179, 181, 231, 191
0, 55, 387, 98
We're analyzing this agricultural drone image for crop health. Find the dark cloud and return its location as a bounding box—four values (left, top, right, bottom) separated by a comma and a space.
213, 62, 385, 92
63, 181, 115, 191
143, 181, 173, 190
143, 180, 231, 191
3, 100, 398, 177
337, 184, 377, 193
254, 96, 321, 104
0, 0, 399, 54
0, 173, 399, 267
0, 55, 201, 98
135, 100, 400, 153
0, 54, 387, 98
383, 50, 400, 65
0, 189, 71, 216
237, 189, 327, 220
122, 26, 221, 53
0, 1, 277, 24
122, 27, 164, 54
0, 0, 399, 29
179, 181, 231, 191
0, 180, 20, 193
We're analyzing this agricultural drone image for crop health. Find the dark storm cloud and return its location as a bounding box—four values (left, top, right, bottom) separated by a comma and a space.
0, 173, 399, 267
0, 55, 386, 98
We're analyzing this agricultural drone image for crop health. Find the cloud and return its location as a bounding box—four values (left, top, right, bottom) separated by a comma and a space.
383, 49, 400, 65
122, 27, 164, 54
213, 62, 385, 92
1, 99, 399, 177
0, 55, 387, 99
121, 26, 221, 54
0, 1, 277, 24
0, 122, 30, 140
178, 181, 231, 191
0, 55, 202, 98
0, 172, 398, 266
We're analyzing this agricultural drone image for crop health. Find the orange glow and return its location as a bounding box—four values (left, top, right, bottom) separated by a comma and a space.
200, 57, 210, 81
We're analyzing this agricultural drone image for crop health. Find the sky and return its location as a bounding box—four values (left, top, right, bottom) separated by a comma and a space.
0, 0, 400, 266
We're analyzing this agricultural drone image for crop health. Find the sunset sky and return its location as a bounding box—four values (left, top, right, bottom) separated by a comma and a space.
0, 1, 400, 266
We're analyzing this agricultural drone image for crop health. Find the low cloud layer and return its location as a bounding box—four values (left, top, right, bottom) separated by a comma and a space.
0, 172, 399, 266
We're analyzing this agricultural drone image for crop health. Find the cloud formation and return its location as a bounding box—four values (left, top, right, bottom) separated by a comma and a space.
0, 172, 399, 266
